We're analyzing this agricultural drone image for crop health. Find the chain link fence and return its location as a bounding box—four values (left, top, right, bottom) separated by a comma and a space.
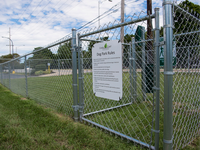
172, 3, 200, 150
0, 39, 74, 116
0, 1, 199, 150
78, 8, 159, 149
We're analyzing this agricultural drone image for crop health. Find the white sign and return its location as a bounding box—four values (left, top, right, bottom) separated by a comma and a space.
92, 40, 123, 101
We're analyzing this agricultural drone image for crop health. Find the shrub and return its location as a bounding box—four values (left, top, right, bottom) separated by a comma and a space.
35, 70, 43, 75
35, 64, 46, 71
30, 69, 36, 75
43, 70, 52, 74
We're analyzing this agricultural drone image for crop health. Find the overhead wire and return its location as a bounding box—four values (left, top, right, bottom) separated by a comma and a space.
26, 0, 77, 35
77, 0, 140, 31
13, 0, 116, 37
22, 0, 127, 47
13, 0, 76, 36
13, 0, 52, 34
12, 0, 139, 53
12, 0, 34, 27
77, 2, 121, 31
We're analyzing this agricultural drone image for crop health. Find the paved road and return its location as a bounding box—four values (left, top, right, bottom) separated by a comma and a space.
1, 68, 199, 79
1, 73, 37, 79
2, 73, 25, 79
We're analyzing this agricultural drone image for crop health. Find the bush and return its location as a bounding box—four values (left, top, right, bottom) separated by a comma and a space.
30, 69, 36, 75
35, 70, 43, 75
35, 64, 46, 71
43, 70, 52, 74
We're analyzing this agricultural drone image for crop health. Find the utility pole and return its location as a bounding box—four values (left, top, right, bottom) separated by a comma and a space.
147, 0, 153, 63
9, 27, 11, 54
144, 0, 154, 94
120, 0, 124, 43
147, 0, 152, 35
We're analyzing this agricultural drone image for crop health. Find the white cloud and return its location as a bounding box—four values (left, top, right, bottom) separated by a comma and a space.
0, 0, 199, 56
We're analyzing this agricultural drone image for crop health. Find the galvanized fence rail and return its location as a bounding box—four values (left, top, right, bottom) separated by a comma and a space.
0, 1, 199, 149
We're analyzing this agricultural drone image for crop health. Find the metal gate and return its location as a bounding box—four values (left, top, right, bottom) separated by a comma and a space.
73, 8, 161, 149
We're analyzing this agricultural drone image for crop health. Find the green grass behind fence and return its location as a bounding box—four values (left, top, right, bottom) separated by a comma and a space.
1, 71, 199, 149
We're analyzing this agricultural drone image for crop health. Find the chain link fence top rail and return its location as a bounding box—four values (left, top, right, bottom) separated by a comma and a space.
172, 3, 200, 150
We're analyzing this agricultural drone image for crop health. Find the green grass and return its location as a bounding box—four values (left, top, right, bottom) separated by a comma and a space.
5, 75, 74, 115
0, 84, 139, 150
0, 71, 199, 149
184, 136, 200, 150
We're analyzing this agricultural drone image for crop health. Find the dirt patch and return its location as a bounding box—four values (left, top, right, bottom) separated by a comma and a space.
20, 98, 27, 100
55, 113, 73, 122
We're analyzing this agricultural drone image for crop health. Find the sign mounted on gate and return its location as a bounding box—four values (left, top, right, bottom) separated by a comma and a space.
92, 40, 123, 101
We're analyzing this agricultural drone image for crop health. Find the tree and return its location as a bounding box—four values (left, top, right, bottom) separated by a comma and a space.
83, 37, 109, 69
174, 0, 200, 68
0, 53, 23, 70
0, 53, 20, 63
56, 41, 72, 69
30, 47, 54, 59
159, 1, 200, 68
57, 42, 72, 59
28, 47, 54, 73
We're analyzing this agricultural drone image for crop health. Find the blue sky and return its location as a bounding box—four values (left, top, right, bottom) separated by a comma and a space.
0, 0, 199, 56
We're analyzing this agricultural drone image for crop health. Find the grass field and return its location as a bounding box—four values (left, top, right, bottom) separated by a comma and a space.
0, 84, 140, 150
0, 71, 199, 149
0, 84, 199, 150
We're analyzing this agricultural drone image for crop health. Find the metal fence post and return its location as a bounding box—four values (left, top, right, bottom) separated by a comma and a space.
163, 0, 174, 149
58, 58, 60, 76
29, 60, 30, 75
154, 7, 160, 150
25, 56, 28, 97
141, 26, 146, 101
9, 63, 11, 89
188, 48, 190, 73
0, 65, 2, 84
78, 34, 84, 121
130, 38, 137, 103
71, 28, 79, 122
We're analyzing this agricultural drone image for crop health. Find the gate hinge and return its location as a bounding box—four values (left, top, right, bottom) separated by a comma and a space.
160, 41, 165, 46
71, 47, 78, 52
72, 105, 79, 111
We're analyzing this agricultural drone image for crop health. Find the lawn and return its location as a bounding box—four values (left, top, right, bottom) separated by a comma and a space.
0, 84, 139, 150
0, 70, 199, 149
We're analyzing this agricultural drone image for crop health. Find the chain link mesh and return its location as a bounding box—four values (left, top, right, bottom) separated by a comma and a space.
0, 40, 74, 116
80, 10, 158, 149
0, 3, 199, 149
172, 3, 200, 150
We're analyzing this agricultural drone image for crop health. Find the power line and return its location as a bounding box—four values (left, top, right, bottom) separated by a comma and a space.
26, 0, 77, 35
14, 0, 115, 37
11, 0, 34, 27
11, 0, 141, 55
13, 0, 48, 34
77, 0, 140, 31
13, 0, 75, 36
77, 2, 121, 31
